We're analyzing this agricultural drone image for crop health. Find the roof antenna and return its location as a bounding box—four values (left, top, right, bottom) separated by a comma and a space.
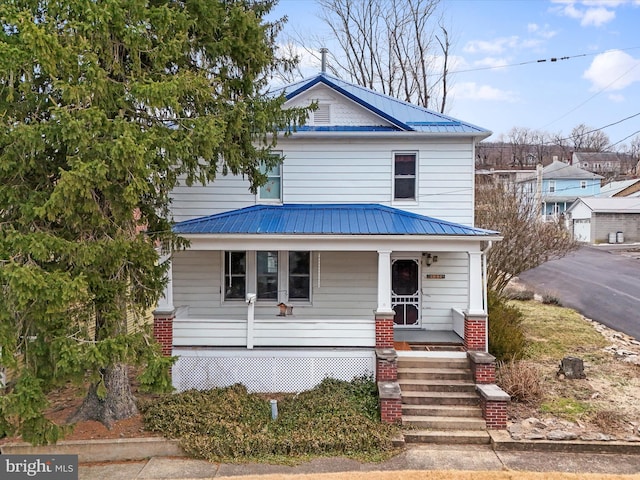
320, 47, 328, 73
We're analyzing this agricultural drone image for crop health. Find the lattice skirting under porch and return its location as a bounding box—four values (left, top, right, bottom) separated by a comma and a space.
172, 348, 376, 393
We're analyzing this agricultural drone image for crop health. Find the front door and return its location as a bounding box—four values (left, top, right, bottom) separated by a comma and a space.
391, 258, 421, 327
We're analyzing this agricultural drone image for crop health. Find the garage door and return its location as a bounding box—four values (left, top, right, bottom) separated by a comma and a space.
573, 218, 590, 242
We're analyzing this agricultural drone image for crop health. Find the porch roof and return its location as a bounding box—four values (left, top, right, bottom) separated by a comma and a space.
173, 204, 499, 237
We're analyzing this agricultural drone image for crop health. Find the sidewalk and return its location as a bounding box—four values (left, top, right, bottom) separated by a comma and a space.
79, 444, 640, 479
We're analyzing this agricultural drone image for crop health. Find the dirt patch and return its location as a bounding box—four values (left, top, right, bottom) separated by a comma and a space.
0, 372, 163, 445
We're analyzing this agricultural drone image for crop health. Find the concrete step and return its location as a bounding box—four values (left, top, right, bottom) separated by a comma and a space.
402, 415, 487, 430
397, 358, 470, 369
397, 367, 472, 381
401, 390, 480, 406
401, 404, 483, 418
403, 429, 491, 445
398, 378, 476, 393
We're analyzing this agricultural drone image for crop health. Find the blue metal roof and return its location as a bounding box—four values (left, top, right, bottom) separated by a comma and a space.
272, 74, 490, 135
174, 204, 498, 236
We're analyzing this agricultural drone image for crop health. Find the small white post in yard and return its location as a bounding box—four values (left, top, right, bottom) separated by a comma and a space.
246, 293, 256, 349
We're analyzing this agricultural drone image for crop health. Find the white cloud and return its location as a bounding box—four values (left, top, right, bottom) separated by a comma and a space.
474, 57, 511, 69
552, 1, 618, 26
463, 36, 542, 55
527, 22, 558, 39
451, 82, 519, 102
583, 50, 640, 90
581, 6, 616, 25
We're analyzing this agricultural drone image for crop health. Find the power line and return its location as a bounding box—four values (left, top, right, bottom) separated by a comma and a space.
609, 130, 640, 150
478, 111, 640, 148
541, 60, 640, 130
442, 46, 640, 77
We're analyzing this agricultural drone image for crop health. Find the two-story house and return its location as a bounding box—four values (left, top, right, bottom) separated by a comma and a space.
152, 73, 501, 405
518, 160, 602, 221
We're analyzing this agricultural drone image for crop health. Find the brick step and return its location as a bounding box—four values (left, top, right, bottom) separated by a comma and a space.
398, 378, 476, 393
397, 358, 470, 369
401, 391, 480, 406
402, 415, 487, 430
397, 367, 472, 381
401, 404, 483, 418
403, 429, 491, 445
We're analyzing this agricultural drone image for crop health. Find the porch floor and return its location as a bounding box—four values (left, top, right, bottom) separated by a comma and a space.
394, 329, 463, 344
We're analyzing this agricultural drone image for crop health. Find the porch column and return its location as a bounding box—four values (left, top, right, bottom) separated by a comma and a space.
156, 255, 174, 313
375, 250, 394, 316
153, 255, 175, 358
374, 250, 398, 401
465, 251, 488, 352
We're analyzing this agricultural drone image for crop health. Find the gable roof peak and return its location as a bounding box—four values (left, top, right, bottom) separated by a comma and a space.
273, 73, 491, 137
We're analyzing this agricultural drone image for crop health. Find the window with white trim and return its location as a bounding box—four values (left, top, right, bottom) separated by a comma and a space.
548, 180, 556, 193
394, 153, 417, 200
259, 153, 282, 201
288, 251, 310, 300
224, 251, 246, 300
580, 180, 587, 189
223, 251, 311, 302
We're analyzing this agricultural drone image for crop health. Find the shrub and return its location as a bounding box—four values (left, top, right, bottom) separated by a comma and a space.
488, 291, 528, 361
496, 359, 544, 404
503, 288, 535, 301
140, 377, 398, 463
541, 293, 562, 306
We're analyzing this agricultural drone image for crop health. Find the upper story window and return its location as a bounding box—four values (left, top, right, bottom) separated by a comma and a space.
394, 153, 417, 201
548, 180, 556, 193
580, 180, 587, 189
259, 153, 282, 201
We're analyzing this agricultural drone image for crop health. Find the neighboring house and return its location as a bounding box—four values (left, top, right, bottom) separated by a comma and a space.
566, 197, 640, 244
475, 168, 536, 191
597, 179, 640, 197
518, 160, 602, 221
153, 72, 501, 400
571, 151, 637, 179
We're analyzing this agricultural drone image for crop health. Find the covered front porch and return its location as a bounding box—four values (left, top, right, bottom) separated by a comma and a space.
153, 204, 500, 392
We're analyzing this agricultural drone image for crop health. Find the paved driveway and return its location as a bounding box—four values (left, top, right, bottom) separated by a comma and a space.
518, 245, 640, 341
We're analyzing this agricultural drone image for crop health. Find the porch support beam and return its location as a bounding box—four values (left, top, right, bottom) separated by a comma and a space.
155, 254, 174, 314
467, 251, 485, 316
375, 250, 394, 316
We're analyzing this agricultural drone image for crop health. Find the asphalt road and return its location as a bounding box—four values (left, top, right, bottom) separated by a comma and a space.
518, 245, 640, 341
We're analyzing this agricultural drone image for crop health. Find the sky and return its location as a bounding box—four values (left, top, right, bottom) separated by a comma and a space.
270, 0, 640, 150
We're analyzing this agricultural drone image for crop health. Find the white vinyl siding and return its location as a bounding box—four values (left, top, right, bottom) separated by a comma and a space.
421, 252, 469, 330
172, 250, 470, 346
170, 138, 475, 226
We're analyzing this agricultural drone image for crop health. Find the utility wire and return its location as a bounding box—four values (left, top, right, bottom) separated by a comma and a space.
441, 46, 640, 77
479, 111, 640, 148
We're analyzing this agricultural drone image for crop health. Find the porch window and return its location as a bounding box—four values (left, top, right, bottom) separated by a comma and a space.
288, 251, 310, 300
257, 251, 278, 299
259, 153, 282, 201
393, 153, 417, 200
224, 251, 246, 300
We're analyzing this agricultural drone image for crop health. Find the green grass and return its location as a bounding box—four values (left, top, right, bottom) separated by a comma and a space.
509, 300, 608, 361
139, 377, 400, 464
539, 397, 593, 422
